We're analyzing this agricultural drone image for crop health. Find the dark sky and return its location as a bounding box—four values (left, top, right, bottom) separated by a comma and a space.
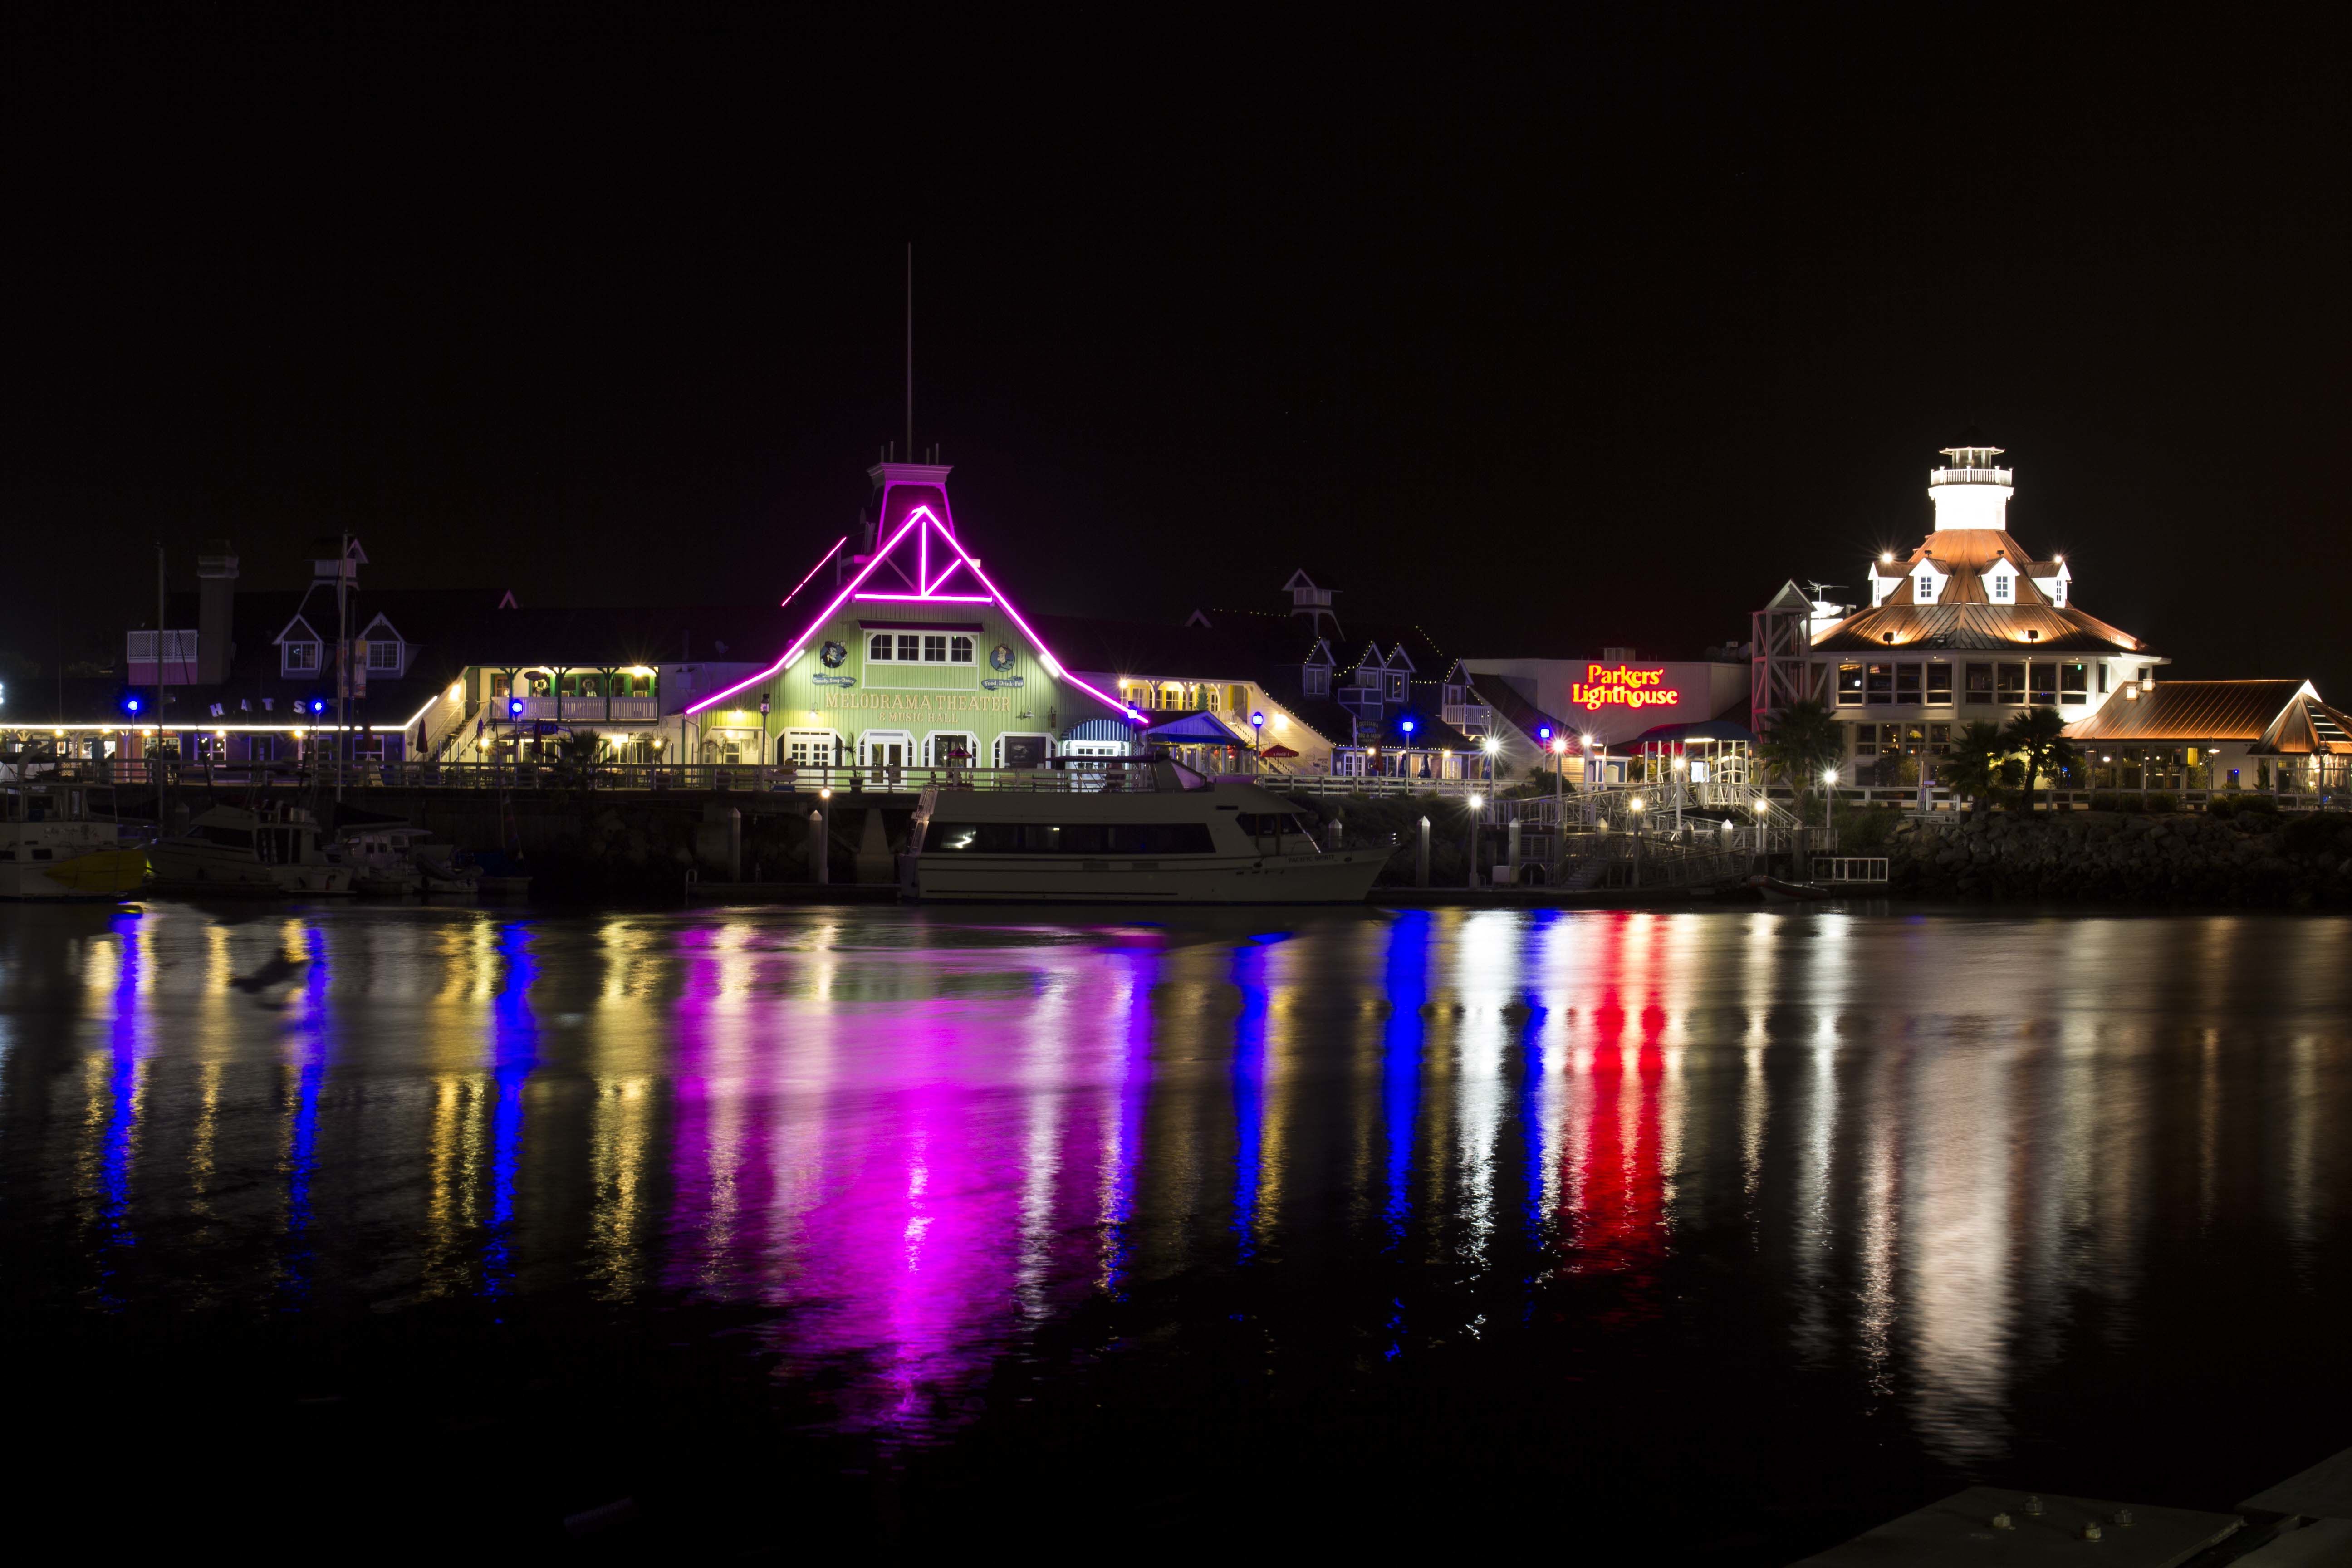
7, 5, 2349, 695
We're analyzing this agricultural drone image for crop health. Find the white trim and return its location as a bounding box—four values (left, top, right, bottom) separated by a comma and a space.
923, 728, 980, 767
993, 730, 1054, 769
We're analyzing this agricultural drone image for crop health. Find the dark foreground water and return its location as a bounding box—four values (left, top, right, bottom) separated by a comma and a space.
3, 901, 2348, 1558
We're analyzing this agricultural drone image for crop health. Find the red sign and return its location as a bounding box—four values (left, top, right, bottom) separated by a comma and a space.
1570, 663, 1683, 713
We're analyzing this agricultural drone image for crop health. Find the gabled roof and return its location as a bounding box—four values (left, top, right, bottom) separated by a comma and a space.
274, 612, 323, 645
2060, 681, 2321, 745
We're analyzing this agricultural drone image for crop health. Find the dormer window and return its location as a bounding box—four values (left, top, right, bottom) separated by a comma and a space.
2052, 578, 2068, 607
1915, 568, 1940, 605
1987, 569, 2013, 603
1385, 671, 1407, 701
1303, 663, 1330, 696
283, 639, 321, 673
365, 638, 401, 671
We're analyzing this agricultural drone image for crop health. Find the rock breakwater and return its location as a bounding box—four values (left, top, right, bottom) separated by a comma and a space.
1887, 809, 2352, 906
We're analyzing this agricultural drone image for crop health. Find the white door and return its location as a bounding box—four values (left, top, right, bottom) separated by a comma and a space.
858, 730, 912, 786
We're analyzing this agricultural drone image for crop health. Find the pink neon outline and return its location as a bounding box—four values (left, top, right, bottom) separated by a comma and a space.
686, 499, 1123, 719
918, 520, 928, 598
686, 508, 926, 714
779, 535, 847, 610
852, 592, 994, 603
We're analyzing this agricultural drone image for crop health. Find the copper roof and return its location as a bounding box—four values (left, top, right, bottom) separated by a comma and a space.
1815, 601, 2145, 653
1867, 530, 2067, 609
2059, 681, 2337, 747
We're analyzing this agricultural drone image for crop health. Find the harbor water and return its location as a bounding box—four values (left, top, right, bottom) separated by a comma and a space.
3, 901, 2348, 1558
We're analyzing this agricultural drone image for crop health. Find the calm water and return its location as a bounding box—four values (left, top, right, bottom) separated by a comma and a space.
4, 900, 2348, 1558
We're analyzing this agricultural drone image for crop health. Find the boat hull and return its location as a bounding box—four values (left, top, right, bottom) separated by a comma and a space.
907, 847, 1387, 904
0, 846, 149, 902
149, 844, 353, 896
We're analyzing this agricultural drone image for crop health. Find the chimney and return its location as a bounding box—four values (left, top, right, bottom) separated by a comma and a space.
197, 540, 238, 683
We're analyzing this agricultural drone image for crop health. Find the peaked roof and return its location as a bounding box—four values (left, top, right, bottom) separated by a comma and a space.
684, 475, 1123, 719
2059, 680, 2334, 747
1822, 528, 2147, 652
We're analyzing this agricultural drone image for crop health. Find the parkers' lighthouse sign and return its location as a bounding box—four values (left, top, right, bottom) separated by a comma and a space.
1569, 663, 1683, 712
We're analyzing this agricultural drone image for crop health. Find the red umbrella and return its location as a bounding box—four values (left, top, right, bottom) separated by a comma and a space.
1261, 743, 1299, 758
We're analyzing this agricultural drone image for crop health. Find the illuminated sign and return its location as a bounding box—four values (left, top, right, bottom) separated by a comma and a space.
1569, 663, 1683, 713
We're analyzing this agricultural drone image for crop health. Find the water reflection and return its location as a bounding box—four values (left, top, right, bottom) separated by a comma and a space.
4, 902, 2351, 1465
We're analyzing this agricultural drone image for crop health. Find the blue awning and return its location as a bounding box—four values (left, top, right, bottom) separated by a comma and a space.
1141, 710, 1250, 745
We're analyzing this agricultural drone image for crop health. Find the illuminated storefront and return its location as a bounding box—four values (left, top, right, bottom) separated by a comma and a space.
684, 461, 1125, 777
1756, 436, 2166, 786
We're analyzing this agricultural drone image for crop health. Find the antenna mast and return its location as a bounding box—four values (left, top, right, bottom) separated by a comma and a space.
904, 242, 914, 461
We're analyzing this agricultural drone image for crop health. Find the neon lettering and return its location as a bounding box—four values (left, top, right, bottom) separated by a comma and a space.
1568, 664, 1684, 713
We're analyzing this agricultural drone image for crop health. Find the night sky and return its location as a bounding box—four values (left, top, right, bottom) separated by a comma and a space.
8, 7, 2348, 696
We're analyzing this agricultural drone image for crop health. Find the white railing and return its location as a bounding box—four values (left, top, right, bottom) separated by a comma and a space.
1441, 703, 1494, 733
1930, 466, 2011, 485
1812, 856, 1889, 883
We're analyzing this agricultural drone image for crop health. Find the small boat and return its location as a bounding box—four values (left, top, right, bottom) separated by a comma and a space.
900, 757, 1388, 904
1749, 873, 1833, 903
1, 779, 148, 901
341, 826, 483, 897
149, 802, 353, 896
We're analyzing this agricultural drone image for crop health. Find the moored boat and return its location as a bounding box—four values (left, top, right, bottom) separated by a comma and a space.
900, 758, 1387, 904
150, 802, 353, 895
341, 825, 483, 896
1, 780, 147, 901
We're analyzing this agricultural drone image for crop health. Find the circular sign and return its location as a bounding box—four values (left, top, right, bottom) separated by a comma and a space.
989, 643, 1016, 672
820, 640, 848, 668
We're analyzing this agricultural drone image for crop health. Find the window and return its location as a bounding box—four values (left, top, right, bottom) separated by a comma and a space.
1837, 664, 1865, 706
1915, 572, 1938, 604
490, 673, 511, 699
926, 732, 975, 766
1927, 723, 1951, 753
2030, 663, 2058, 705
923, 821, 1217, 855
1895, 663, 1922, 703
283, 641, 321, 673
2060, 663, 2088, 705
1303, 664, 1330, 696
1853, 724, 1878, 756
1866, 663, 1894, 704
868, 633, 894, 662
365, 639, 401, 671
921, 634, 947, 663
2099, 663, 2111, 694
898, 634, 922, 662
1997, 663, 2026, 703
950, 636, 975, 664
1386, 672, 1407, 701
1926, 663, 1953, 704
1989, 571, 2013, 603
2053, 578, 2068, 607
1964, 663, 1994, 704
1443, 683, 1465, 707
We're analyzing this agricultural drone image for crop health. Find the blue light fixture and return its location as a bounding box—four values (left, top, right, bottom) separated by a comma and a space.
124, 696, 142, 714
1400, 717, 1416, 736
1250, 711, 1265, 730
509, 698, 526, 719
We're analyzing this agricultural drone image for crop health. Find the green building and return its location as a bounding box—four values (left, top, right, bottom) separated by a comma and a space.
686, 461, 1128, 777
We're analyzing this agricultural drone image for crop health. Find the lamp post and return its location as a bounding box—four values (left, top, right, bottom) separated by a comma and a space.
1821, 766, 1838, 867
1399, 716, 1416, 784
1250, 709, 1265, 773
1467, 791, 1484, 889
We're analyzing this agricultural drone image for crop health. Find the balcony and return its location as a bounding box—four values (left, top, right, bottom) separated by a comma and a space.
503, 695, 662, 723
1443, 702, 1493, 735
1929, 466, 2012, 486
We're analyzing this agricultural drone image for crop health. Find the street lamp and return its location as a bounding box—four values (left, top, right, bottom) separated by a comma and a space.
1821, 765, 1838, 842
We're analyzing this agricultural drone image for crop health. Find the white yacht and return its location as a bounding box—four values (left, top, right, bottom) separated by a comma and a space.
0, 780, 147, 901
149, 802, 353, 895
900, 759, 1388, 904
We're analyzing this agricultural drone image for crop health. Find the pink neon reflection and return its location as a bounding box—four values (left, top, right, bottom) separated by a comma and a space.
657, 932, 1156, 1435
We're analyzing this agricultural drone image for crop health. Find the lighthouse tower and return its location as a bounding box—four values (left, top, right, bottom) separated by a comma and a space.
1927, 426, 2012, 530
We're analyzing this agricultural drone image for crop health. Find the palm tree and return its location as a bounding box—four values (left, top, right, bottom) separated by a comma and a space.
1942, 720, 2009, 817
1757, 698, 1844, 810
2003, 706, 2078, 811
